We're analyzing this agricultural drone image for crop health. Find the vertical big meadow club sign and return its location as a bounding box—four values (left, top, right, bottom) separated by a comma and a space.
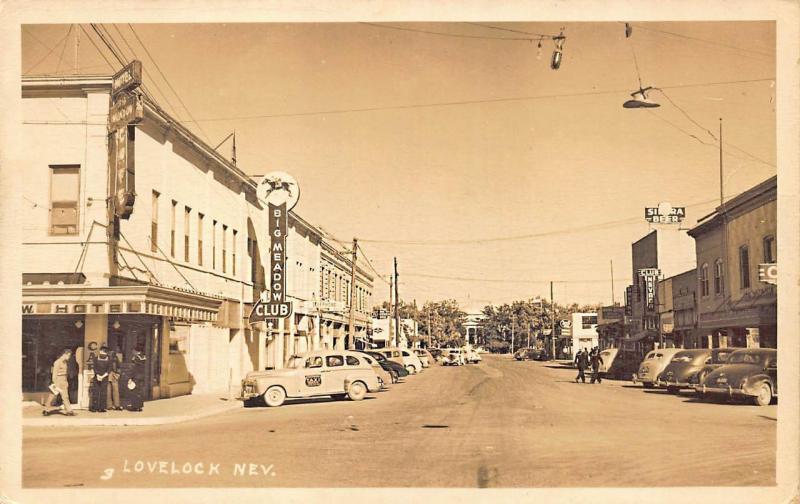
250, 172, 300, 323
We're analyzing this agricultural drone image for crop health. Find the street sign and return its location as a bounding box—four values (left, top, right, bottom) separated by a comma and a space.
758, 263, 777, 285
109, 91, 144, 131
112, 60, 143, 97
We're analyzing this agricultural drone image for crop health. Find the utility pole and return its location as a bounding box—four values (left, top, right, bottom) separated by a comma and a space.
74, 24, 79, 73
428, 311, 432, 347
511, 313, 515, 354
393, 257, 400, 347
550, 281, 556, 360
610, 260, 616, 305
347, 238, 358, 350
232, 130, 237, 166
388, 274, 394, 346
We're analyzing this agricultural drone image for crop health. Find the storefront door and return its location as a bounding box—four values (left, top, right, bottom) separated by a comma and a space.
22, 316, 84, 403
107, 315, 160, 401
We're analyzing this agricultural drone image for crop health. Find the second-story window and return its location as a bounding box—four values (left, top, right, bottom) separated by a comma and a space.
232, 229, 238, 276
222, 224, 228, 274
212, 220, 217, 270
763, 235, 776, 263
713, 259, 724, 295
184, 206, 191, 263
197, 213, 204, 266
739, 245, 751, 289
700, 263, 709, 297
151, 190, 159, 253
49, 165, 80, 235
170, 200, 177, 257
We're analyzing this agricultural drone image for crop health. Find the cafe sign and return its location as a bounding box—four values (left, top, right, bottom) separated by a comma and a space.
758, 263, 777, 285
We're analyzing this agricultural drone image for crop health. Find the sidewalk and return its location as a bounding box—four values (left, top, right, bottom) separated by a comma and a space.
23, 393, 242, 427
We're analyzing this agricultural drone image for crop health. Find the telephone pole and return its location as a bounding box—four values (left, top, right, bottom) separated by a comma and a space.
511, 313, 516, 354
393, 257, 400, 347
610, 259, 616, 305
347, 238, 358, 350
388, 274, 394, 346
550, 281, 556, 360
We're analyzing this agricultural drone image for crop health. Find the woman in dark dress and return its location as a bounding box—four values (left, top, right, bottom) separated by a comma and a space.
89, 346, 112, 412
129, 348, 147, 412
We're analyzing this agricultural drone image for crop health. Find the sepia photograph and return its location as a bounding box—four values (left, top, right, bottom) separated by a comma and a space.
1, 1, 798, 503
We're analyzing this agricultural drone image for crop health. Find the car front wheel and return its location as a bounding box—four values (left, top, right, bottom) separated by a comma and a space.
752, 382, 772, 407
406, 365, 416, 374
263, 386, 286, 407
348, 381, 367, 401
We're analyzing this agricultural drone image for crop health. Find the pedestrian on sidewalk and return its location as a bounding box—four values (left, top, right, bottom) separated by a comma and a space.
42, 348, 76, 416
590, 348, 604, 384
574, 348, 589, 383
126, 347, 147, 412
106, 346, 123, 411
89, 345, 112, 412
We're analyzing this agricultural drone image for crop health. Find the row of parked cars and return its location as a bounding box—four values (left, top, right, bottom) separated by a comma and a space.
239, 347, 436, 407
598, 346, 778, 406
513, 347, 549, 361
437, 346, 482, 366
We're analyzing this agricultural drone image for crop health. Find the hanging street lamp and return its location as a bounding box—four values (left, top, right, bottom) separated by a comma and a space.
623, 86, 660, 108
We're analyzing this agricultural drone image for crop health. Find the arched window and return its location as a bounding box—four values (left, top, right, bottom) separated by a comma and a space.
700, 263, 709, 297
713, 259, 724, 295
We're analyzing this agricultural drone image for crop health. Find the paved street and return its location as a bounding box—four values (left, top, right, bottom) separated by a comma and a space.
23, 354, 775, 488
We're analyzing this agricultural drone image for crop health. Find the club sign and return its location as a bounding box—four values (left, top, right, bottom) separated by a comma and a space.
250, 171, 300, 323
638, 268, 661, 312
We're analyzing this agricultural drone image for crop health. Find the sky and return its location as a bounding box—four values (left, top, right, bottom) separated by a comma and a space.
21, 21, 776, 311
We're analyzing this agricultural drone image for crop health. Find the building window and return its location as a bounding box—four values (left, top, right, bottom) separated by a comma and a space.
151, 191, 159, 253
170, 200, 177, 257
739, 245, 751, 290
232, 229, 238, 276
222, 224, 228, 274
713, 259, 724, 295
700, 264, 709, 297
184, 206, 191, 263
49, 165, 80, 235
763, 235, 776, 263
197, 213, 204, 266
212, 220, 217, 270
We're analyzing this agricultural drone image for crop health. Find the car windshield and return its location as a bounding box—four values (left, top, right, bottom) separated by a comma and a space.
645, 352, 657, 360
727, 352, 764, 365
713, 351, 734, 363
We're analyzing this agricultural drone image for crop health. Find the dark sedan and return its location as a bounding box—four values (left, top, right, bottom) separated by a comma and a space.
685, 347, 742, 388
656, 349, 713, 393
361, 351, 410, 379
696, 348, 777, 406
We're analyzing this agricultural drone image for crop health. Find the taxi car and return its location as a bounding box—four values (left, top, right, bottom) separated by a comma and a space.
696, 348, 777, 406
240, 350, 381, 407
632, 348, 682, 389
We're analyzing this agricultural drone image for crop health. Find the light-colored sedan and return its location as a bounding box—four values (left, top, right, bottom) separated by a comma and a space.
412, 348, 434, 368
378, 347, 424, 375
240, 350, 381, 407
632, 348, 683, 388
442, 348, 466, 366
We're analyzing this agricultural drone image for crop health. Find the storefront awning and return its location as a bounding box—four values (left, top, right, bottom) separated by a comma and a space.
22, 284, 224, 323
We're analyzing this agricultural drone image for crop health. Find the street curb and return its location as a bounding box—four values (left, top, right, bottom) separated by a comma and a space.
23, 401, 242, 427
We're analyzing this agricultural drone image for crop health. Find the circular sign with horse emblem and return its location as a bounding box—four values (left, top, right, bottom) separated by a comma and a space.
256, 171, 300, 210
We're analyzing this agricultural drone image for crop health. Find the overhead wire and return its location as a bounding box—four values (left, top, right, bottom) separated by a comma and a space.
179, 77, 774, 123
54, 24, 73, 74
463, 22, 562, 40
360, 22, 540, 41
631, 24, 773, 59
77, 24, 115, 72
24, 25, 74, 75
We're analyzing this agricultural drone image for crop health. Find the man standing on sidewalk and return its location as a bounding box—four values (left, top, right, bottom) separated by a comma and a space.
42, 349, 76, 416
106, 346, 123, 411
589, 347, 604, 384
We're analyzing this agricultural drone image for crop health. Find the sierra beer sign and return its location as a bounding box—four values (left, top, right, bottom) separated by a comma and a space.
250, 172, 300, 323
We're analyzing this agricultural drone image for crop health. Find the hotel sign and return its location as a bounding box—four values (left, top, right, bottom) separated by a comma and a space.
112, 60, 143, 97
250, 171, 300, 323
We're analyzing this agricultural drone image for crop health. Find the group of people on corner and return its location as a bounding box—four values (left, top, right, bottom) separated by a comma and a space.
574, 346, 604, 384
42, 345, 147, 417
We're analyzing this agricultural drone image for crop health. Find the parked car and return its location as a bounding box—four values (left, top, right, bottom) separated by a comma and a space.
465, 347, 482, 364
514, 347, 532, 361
632, 348, 683, 388
655, 349, 713, 393
696, 348, 777, 406
686, 347, 743, 388
428, 348, 443, 361
240, 350, 381, 407
377, 347, 424, 375
362, 351, 409, 379
597, 348, 618, 376
359, 352, 394, 386
529, 348, 549, 361
442, 348, 466, 366
412, 348, 434, 368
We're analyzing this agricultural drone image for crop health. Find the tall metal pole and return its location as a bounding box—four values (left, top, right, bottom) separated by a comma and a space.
394, 257, 399, 347
550, 281, 556, 359
511, 313, 515, 354
719, 117, 730, 348
347, 238, 358, 350
388, 274, 394, 346
610, 260, 616, 305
